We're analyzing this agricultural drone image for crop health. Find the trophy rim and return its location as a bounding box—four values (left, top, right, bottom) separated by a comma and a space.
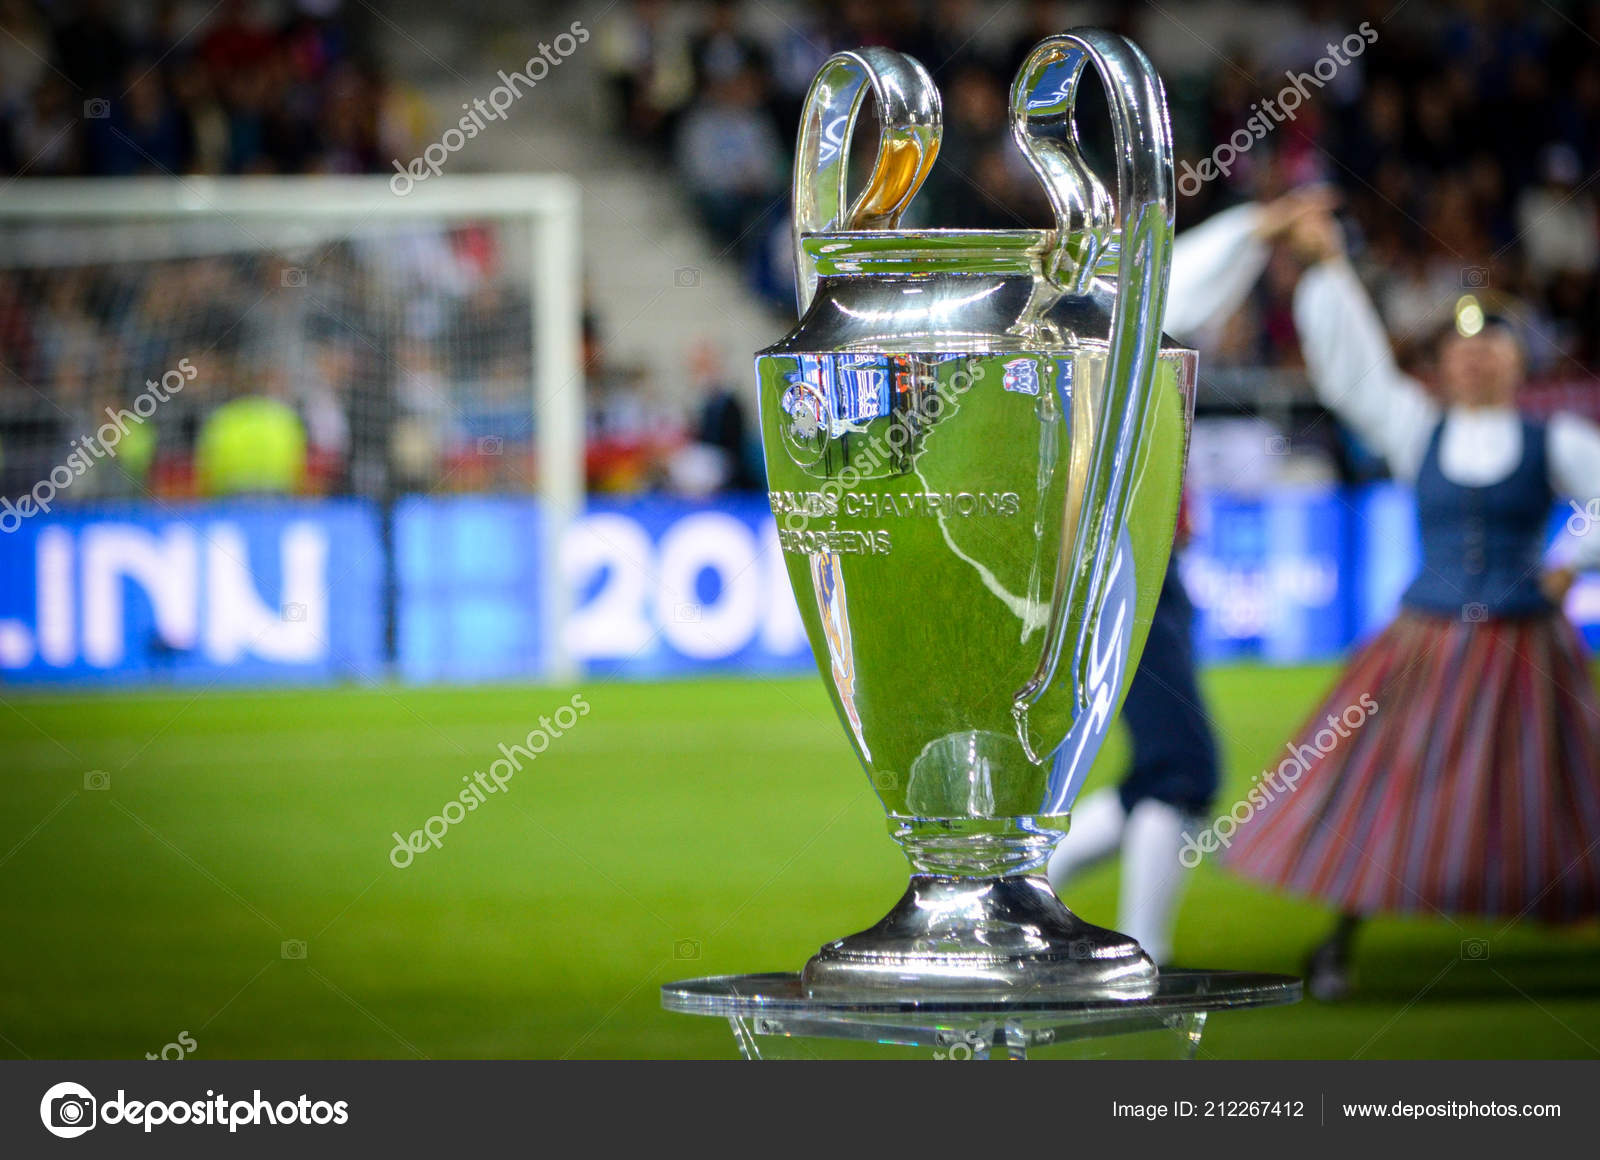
797, 225, 1123, 286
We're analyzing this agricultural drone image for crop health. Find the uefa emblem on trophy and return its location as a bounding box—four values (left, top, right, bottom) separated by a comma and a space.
753, 28, 1197, 998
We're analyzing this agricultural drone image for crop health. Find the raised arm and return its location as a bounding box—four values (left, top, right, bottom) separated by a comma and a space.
1289, 229, 1439, 480
1164, 203, 1268, 346
1165, 187, 1341, 348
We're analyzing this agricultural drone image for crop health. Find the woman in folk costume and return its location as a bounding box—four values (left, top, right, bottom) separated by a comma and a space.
1224, 210, 1600, 999
1047, 188, 1336, 964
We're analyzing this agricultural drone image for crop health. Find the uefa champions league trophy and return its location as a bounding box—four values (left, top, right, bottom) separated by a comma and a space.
754, 29, 1198, 998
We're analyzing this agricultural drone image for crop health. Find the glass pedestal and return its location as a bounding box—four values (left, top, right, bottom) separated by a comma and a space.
661, 969, 1300, 1060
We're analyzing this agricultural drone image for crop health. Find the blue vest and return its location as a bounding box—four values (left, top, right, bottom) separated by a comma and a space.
1401, 415, 1553, 618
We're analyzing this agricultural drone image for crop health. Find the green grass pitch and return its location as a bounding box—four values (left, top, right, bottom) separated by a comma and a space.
1, 665, 1596, 1059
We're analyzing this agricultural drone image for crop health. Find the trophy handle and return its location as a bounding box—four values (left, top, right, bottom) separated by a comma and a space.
1007, 31, 1177, 762
791, 48, 942, 316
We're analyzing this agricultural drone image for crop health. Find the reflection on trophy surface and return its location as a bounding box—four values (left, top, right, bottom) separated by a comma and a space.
755, 29, 1197, 998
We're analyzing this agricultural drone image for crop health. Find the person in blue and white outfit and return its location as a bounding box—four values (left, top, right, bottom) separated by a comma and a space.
1226, 208, 1600, 999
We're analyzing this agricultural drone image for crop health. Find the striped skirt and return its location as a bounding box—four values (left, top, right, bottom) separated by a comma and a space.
1223, 610, 1600, 921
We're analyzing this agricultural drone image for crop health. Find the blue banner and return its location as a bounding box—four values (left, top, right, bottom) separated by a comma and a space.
394, 495, 813, 682
0, 500, 384, 685
1182, 487, 1351, 663
5, 487, 1599, 686
394, 495, 547, 684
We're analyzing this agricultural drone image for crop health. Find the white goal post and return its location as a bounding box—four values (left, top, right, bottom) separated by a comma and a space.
0, 174, 584, 680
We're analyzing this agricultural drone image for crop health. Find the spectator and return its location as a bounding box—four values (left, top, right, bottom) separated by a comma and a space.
612, 0, 1600, 437
689, 0, 766, 93
0, 0, 50, 113
1517, 144, 1600, 282
196, 394, 308, 497
87, 64, 189, 175
1, 0, 389, 180
9, 77, 82, 176
674, 66, 785, 260
597, 0, 696, 152
52, 0, 129, 97
682, 340, 760, 494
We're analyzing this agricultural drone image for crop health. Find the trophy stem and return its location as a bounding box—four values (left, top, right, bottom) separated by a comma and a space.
890, 815, 1063, 877
800, 816, 1158, 1000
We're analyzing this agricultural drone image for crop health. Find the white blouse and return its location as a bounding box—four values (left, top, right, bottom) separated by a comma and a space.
1165, 203, 1269, 347
1292, 258, 1600, 569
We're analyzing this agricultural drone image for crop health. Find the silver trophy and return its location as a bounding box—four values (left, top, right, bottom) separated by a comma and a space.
753, 29, 1196, 998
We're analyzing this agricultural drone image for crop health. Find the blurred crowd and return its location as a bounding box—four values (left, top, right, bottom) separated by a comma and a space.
0, 0, 754, 504
0, 0, 413, 179
7, 0, 1600, 507
0, 0, 544, 505
0, 226, 537, 503
597, 0, 1600, 379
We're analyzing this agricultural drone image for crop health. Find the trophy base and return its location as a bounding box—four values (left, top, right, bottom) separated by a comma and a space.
802, 873, 1158, 1000
662, 970, 1303, 1059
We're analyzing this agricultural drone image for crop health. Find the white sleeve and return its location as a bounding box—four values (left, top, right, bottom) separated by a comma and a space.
1163, 203, 1269, 347
1292, 258, 1439, 480
1548, 413, 1600, 571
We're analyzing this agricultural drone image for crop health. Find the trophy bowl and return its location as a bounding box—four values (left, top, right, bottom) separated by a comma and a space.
754, 30, 1197, 1000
